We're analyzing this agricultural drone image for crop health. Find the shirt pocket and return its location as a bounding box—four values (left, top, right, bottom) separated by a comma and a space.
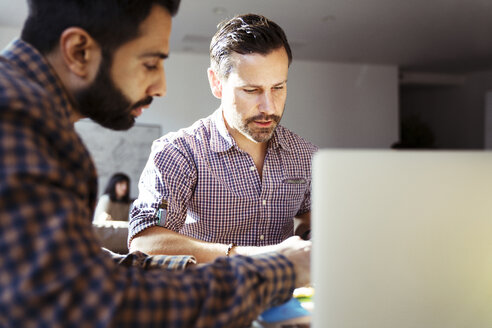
275, 177, 309, 216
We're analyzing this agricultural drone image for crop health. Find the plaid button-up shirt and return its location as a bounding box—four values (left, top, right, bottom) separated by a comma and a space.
130, 108, 317, 246
0, 39, 296, 327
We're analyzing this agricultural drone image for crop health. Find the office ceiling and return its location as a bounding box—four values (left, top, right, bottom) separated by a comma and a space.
1, 0, 491, 73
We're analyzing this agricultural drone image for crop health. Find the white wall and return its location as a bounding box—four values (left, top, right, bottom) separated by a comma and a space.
285, 61, 398, 148
1, 26, 399, 149
0, 25, 19, 48
139, 53, 399, 149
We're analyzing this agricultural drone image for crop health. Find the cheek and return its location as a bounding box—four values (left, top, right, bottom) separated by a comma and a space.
112, 65, 144, 100
123, 76, 144, 98
274, 89, 287, 101
232, 92, 256, 112
274, 92, 287, 110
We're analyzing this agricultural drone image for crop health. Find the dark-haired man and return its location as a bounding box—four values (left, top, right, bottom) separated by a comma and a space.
129, 14, 317, 263
0, 2, 311, 327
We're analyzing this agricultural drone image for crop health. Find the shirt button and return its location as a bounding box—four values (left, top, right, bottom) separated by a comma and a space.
249, 166, 255, 171
262, 200, 267, 205
260, 235, 265, 241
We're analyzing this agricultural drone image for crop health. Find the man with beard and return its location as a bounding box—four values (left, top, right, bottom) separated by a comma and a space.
129, 14, 318, 263
0, 2, 312, 327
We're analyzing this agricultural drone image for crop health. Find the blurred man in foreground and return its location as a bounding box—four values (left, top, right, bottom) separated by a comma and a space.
0, 1, 311, 326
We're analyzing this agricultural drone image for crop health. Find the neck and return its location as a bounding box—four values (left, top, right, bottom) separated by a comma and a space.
44, 51, 85, 124
223, 115, 268, 177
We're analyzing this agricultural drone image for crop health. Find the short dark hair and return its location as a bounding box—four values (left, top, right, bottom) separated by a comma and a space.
104, 172, 130, 203
21, 0, 181, 55
210, 13, 292, 78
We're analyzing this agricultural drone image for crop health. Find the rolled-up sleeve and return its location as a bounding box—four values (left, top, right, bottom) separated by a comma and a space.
128, 138, 197, 245
106, 248, 196, 270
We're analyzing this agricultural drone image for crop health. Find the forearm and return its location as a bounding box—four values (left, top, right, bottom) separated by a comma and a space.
113, 252, 296, 327
130, 226, 231, 263
93, 196, 111, 221
294, 211, 311, 239
129, 225, 307, 263
95, 211, 112, 221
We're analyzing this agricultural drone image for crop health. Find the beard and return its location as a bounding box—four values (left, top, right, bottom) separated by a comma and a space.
235, 112, 282, 143
74, 54, 153, 131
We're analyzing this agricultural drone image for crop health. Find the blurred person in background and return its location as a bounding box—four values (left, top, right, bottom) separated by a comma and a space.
94, 172, 132, 221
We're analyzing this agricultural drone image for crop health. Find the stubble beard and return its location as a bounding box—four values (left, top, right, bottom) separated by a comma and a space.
238, 113, 282, 143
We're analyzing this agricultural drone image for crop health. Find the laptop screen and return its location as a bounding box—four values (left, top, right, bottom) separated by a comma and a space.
311, 150, 492, 328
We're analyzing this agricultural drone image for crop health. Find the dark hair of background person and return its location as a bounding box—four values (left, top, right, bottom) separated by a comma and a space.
104, 172, 131, 203
21, 0, 181, 56
210, 13, 292, 79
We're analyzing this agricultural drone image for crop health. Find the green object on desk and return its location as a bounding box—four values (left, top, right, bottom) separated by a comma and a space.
295, 295, 312, 303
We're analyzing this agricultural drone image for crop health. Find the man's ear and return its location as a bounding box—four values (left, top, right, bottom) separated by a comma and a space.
59, 27, 101, 79
207, 67, 223, 99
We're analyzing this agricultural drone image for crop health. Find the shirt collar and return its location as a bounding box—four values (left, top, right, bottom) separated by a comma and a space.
209, 107, 291, 153
209, 107, 235, 153
1, 39, 78, 124
269, 126, 291, 152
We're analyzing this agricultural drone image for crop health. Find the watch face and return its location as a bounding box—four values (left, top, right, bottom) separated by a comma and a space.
157, 199, 168, 226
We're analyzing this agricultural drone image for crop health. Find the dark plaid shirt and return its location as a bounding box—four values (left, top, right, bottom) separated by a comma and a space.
0, 39, 296, 328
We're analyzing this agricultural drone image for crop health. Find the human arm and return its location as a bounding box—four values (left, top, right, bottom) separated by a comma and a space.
130, 223, 311, 264
130, 225, 233, 262
1, 163, 297, 327
292, 154, 314, 240
93, 194, 113, 221
294, 211, 311, 240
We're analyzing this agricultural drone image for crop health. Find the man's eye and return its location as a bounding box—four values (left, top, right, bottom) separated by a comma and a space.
144, 63, 158, 71
273, 85, 285, 91
243, 89, 258, 93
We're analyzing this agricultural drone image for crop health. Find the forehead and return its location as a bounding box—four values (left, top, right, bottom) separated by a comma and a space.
113, 5, 172, 58
227, 47, 289, 86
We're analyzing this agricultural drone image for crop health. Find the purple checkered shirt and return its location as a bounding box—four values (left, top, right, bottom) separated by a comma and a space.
129, 108, 317, 246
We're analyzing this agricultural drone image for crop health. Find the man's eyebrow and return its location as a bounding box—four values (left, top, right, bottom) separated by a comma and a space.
243, 80, 288, 88
274, 79, 288, 86
139, 52, 169, 60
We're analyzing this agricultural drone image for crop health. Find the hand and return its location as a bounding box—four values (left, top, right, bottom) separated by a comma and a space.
274, 236, 311, 288
233, 237, 311, 287
95, 212, 113, 222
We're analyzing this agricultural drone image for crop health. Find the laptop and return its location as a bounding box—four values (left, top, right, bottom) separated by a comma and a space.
311, 150, 492, 328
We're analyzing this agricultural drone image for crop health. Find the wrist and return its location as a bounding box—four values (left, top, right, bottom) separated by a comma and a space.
225, 243, 236, 257
300, 229, 311, 240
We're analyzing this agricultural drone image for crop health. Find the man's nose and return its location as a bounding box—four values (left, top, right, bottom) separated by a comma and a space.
147, 66, 167, 97
259, 91, 276, 115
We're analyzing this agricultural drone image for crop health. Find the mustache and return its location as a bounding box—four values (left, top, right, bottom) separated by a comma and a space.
132, 96, 153, 110
245, 114, 281, 125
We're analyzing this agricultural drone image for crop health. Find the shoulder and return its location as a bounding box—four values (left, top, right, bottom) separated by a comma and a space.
95, 194, 113, 211
0, 59, 57, 121
95, 194, 111, 207
150, 114, 215, 162
160, 114, 214, 146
